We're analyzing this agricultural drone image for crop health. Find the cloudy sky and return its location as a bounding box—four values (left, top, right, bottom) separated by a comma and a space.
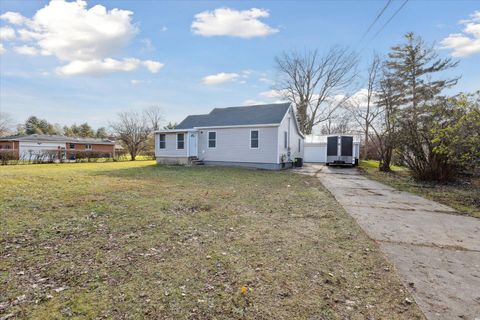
0, 0, 479, 128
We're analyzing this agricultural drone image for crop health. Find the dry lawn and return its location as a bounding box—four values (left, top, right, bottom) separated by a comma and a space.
0, 161, 424, 319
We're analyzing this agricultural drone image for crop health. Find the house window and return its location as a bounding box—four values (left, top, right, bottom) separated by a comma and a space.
69, 143, 75, 149
177, 133, 184, 149
159, 134, 166, 149
85, 144, 92, 150
284, 131, 288, 149
208, 131, 216, 148
298, 139, 301, 153
250, 130, 259, 148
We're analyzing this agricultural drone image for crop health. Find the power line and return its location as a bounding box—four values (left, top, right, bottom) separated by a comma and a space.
370, 0, 409, 41
358, 0, 393, 44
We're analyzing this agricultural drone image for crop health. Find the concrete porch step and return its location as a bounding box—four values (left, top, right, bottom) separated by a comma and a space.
190, 158, 204, 165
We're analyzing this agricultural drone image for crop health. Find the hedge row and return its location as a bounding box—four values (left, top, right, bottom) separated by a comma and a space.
0, 150, 133, 165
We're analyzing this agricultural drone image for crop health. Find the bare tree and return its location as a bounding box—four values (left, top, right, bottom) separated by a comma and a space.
0, 112, 13, 137
368, 69, 401, 172
110, 111, 151, 161
275, 47, 358, 134
320, 109, 356, 135
345, 54, 382, 159
163, 122, 178, 130
144, 105, 164, 131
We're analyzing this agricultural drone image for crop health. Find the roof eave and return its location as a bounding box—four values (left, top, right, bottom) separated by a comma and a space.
154, 129, 198, 133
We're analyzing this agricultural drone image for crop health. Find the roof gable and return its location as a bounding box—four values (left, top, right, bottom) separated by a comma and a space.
176, 103, 291, 129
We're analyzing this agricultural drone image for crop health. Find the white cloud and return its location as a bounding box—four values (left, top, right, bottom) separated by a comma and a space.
0, 11, 28, 25
56, 58, 141, 76
142, 60, 164, 73
260, 89, 287, 98
202, 72, 239, 85
241, 69, 253, 76
140, 38, 155, 53
0, 26, 15, 40
25, 0, 135, 61
0, 44, 5, 54
131, 79, 149, 85
17, 29, 42, 41
14, 45, 40, 56
346, 89, 368, 105
191, 8, 279, 38
0, 0, 164, 76
243, 99, 266, 105
441, 10, 480, 57
259, 77, 273, 84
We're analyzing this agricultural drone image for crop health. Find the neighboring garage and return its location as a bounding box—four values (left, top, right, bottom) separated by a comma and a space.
304, 143, 327, 163
304, 135, 360, 164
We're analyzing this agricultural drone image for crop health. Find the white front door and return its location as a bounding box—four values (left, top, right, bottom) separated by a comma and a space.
188, 132, 198, 157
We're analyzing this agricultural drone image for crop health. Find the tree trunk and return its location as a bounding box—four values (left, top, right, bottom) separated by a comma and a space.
379, 146, 392, 172
297, 102, 308, 134
363, 124, 369, 159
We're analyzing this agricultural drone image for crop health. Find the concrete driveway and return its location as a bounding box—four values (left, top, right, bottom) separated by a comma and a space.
300, 164, 480, 320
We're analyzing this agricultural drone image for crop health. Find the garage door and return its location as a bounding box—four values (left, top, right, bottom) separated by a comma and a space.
304, 144, 326, 163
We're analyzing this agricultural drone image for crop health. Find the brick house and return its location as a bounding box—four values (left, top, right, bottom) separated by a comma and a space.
0, 134, 116, 160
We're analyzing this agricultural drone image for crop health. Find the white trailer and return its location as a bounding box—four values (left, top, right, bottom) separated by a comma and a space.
304, 135, 360, 165
326, 135, 359, 166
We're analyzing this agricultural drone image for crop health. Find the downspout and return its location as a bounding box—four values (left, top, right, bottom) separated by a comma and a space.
287, 117, 291, 162
186, 131, 190, 159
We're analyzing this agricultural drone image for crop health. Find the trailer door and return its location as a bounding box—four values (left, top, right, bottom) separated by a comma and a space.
341, 136, 353, 156
327, 136, 337, 156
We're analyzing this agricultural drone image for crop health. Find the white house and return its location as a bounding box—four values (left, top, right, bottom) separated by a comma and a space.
154, 103, 304, 170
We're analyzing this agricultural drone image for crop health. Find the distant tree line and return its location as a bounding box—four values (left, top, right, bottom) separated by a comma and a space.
2, 115, 107, 139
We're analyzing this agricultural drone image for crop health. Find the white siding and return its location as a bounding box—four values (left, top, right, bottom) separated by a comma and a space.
304, 143, 327, 163
277, 107, 304, 162
354, 142, 360, 158
155, 133, 188, 157
198, 127, 278, 163
19, 141, 65, 160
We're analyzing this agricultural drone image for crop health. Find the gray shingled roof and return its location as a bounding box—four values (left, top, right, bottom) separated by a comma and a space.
0, 134, 115, 145
176, 103, 291, 129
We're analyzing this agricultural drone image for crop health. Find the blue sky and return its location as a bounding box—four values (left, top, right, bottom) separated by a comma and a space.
0, 0, 479, 128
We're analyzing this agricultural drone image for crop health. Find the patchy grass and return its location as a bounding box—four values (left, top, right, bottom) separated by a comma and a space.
0, 161, 424, 319
359, 160, 480, 218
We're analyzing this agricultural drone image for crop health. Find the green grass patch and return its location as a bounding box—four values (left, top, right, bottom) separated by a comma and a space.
0, 161, 424, 319
359, 160, 480, 218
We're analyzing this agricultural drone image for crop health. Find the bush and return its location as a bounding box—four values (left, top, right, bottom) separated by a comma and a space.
73, 151, 113, 162
113, 150, 128, 161
141, 151, 156, 160
0, 150, 17, 165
